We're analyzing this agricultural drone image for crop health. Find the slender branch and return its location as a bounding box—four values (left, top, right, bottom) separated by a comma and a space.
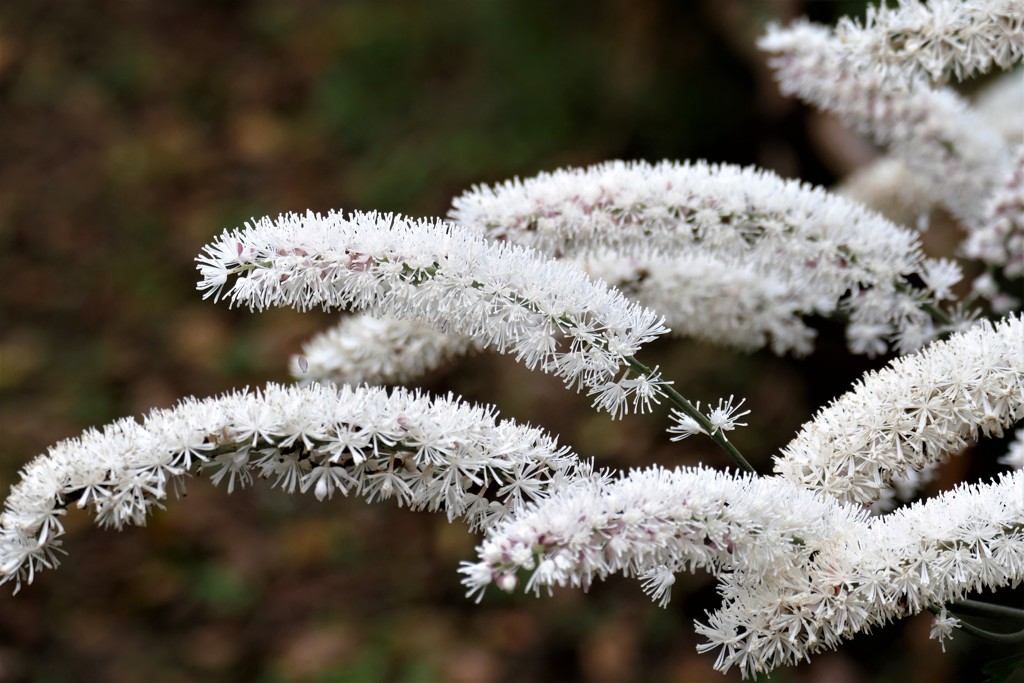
894, 280, 954, 327
949, 599, 1024, 623
625, 356, 757, 475
954, 621, 1024, 644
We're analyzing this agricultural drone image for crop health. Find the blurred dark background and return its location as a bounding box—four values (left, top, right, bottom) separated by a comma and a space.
1, 1, 1019, 682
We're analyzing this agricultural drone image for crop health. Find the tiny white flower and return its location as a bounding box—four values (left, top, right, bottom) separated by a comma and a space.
706, 396, 750, 435
639, 565, 677, 608
920, 258, 962, 301
667, 408, 706, 441
929, 608, 961, 652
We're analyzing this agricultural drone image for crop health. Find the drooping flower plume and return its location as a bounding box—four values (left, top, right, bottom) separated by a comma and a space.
465, 464, 1024, 678
5, 1, 1024, 679
760, 20, 1011, 224
775, 315, 1024, 506
697, 470, 1024, 677
452, 159, 959, 355
0, 383, 594, 591
197, 210, 669, 418
460, 465, 865, 602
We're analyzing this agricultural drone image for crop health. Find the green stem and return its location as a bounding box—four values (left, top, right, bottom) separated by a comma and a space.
894, 280, 954, 327
949, 599, 1024, 623
919, 299, 954, 327
954, 621, 1024, 644
625, 356, 757, 475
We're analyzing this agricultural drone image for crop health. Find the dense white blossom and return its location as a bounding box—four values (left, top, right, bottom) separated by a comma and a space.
452, 160, 955, 355
0, 383, 594, 591
697, 471, 1024, 677
465, 465, 1023, 678
830, 0, 1024, 85
291, 314, 478, 386
294, 248, 826, 389
761, 20, 1011, 223
460, 465, 865, 602
963, 146, 1024, 309
6, 1, 1024, 678
580, 250, 822, 355
196, 210, 668, 418
775, 315, 1024, 506
838, 69, 1024, 226
451, 160, 926, 264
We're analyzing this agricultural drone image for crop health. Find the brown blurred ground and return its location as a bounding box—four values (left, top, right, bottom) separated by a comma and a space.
1, 1, 1019, 682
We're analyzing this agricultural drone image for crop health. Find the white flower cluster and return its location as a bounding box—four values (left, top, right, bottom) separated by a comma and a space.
775, 315, 1024, 506
696, 471, 1024, 677
838, 69, 1024, 227
831, 0, 1024, 85
579, 249, 821, 355
964, 146, 1024, 311
292, 314, 478, 386
461, 466, 863, 604
293, 156, 970, 388
452, 160, 955, 356
760, 20, 1011, 224
197, 210, 669, 418
464, 464, 1024, 678
0, 383, 594, 591
294, 248, 825, 389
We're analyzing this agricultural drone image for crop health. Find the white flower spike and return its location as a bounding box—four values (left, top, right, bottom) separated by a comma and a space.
775, 315, 1024, 506
761, 20, 1011, 224
0, 383, 595, 591
197, 210, 669, 418
452, 159, 959, 356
